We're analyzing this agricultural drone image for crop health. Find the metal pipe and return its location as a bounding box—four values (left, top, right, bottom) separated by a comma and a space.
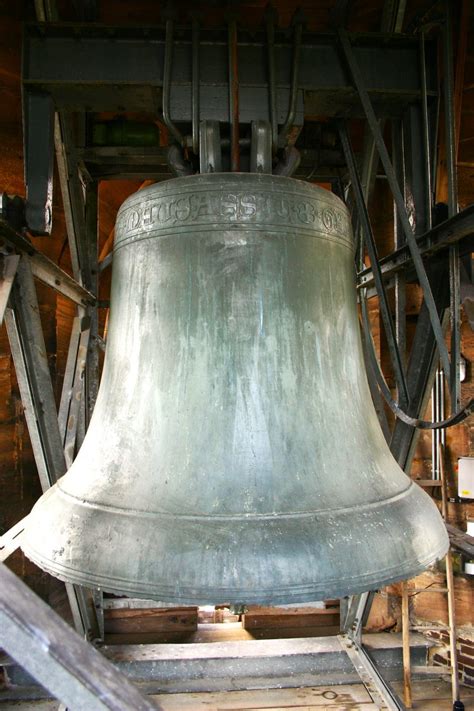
278, 16, 303, 147
192, 18, 200, 155
265, 5, 278, 155
163, 19, 185, 147
228, 20, 240, 171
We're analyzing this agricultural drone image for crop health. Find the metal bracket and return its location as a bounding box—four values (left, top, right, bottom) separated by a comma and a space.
23, 91, 55, 235
199, 120, 222, 173
250, 120, 272, 173
339, 634, 405, 710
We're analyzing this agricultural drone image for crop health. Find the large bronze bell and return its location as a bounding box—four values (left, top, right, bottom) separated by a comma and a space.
22, 174, 448, 604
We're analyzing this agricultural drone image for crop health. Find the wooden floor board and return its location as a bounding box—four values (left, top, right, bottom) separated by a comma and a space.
2, 678, 474, 710
150, 684, 376, 710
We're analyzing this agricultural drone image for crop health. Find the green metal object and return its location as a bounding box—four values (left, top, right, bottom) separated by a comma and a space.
92, 119, 160, 147
22, 174, 448, 604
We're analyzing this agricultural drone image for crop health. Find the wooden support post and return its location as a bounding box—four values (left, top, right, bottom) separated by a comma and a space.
401, 580, 412, 708
440, 446, 461, 707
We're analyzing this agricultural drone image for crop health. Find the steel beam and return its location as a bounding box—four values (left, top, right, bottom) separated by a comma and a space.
23, 91, 55, 235
339, 121, 408, 407
357, 198, 474, 291
23, 25, 435, 117
0, 563, 158, 711
84, 181, 99, 421
0, 515, 29, 563
338, 28, 451, 382
54, 112, 91, 286
0, 218, 95, 307
390, 263, 450, 470
339, 635, 404, 710
0, 255, 19, 323
58, 315, 90, 468
6, 257, 66, 485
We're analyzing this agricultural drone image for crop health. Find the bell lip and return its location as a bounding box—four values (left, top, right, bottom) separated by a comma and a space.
22, 538, 449, 606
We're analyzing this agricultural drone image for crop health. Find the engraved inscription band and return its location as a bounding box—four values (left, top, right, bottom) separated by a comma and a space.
115, 188, 353, 251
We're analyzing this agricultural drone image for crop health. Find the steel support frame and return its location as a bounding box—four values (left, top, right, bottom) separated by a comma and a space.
2, 8, 466, 711
21, 25, 434, 232
0, 562, 158, 711
3, 255, 101, 641
337, 10, 467, 710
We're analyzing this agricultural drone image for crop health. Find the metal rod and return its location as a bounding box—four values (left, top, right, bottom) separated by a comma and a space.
278, 18, 302, 147
163, 19, 185, 147
338, 28, 452, 383
265, 5, 278, 155
360, 291, 472, 430
339, 121, 409, 407
192, 18, 200, 155
228, 19, 240, 171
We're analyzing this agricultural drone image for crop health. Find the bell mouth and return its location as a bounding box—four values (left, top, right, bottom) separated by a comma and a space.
22, 481, 448, 606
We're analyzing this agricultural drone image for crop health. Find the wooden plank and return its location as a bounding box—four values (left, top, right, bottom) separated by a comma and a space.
104, 606, 198, 644
149, 684, 375, 710
242, 607, 340, 637
446, 523, 474, 558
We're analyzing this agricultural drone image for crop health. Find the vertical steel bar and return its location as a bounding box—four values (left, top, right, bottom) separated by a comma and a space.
191, 18, 200, 155
58, 316, 82, 443
84, 182, 99, 422
339, 122, 409, 407
392, 120, 407, 372
0, 255, 19, 324
443, 3, 458, 217
54, 113, 89, 286
60, 319, 91, 468
439, 447, 461, 707
337, 28, 452, 382
23, 91, 55, 235
419, 30, 433, 232
7, 257, 66, 482
265, 5, 278, 155
443, 2, 461, 410
228, 20, 240, 171
278, 18, 303, 147
162, 19, 184, 147
5, 308, 52, 492
4, 299, 91, 638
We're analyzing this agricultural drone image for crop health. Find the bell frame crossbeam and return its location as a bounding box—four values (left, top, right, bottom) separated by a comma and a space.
0, 2, 473, 709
